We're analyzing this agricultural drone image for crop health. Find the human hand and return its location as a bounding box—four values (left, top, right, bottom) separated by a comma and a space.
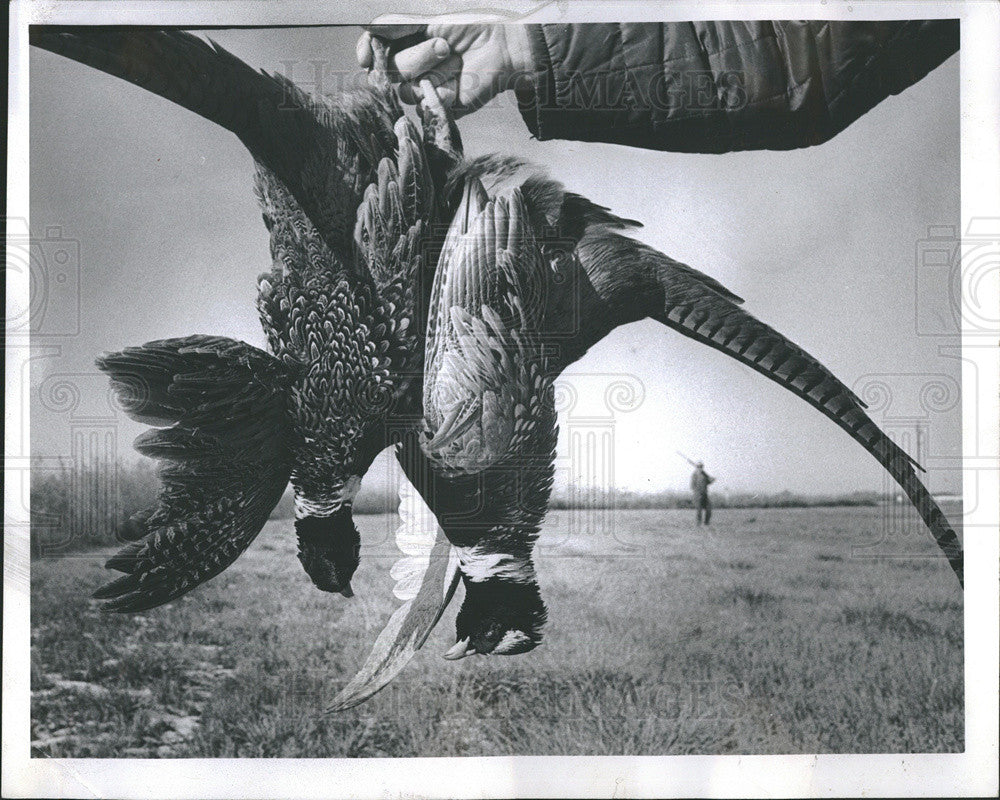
356, 24, 533, 117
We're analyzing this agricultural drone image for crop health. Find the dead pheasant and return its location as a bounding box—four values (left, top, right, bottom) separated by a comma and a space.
420, 176, 556, 658
32, 27, 446, 608
350, 152, 966, 677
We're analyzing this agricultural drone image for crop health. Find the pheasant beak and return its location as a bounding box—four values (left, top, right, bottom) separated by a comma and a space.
443, 638, 477, 660
338, 582, 354, 598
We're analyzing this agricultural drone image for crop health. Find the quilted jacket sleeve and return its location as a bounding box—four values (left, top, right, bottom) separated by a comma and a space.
513, 21, 958, 152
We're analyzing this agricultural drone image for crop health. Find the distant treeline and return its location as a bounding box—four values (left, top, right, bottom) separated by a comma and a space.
272, 487, 883, 517
30, 461, 883, 555
30, 459, 160, 556
548, 488, 883, 510
29, 459, 399, 556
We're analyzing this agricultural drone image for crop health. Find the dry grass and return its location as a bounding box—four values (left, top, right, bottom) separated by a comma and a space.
30, 505, 963, 757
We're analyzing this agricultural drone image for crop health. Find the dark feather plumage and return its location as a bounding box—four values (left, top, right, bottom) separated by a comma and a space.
95, 336, 293, 611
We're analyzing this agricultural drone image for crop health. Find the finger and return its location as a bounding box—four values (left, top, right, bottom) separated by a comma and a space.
434, 85, 458, 108
356, 30, 373, 69
398, 79, 455, 106
397, 53, 461, 96
409, 77, 458, 111
390, 37, 451, 82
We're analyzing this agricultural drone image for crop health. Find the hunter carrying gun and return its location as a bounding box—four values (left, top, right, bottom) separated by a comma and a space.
679, 452, 715, 526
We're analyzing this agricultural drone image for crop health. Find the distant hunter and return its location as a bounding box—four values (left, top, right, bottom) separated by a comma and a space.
690, 462, 715, 526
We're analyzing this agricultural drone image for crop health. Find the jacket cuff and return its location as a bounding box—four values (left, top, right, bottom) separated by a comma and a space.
514, 24, 553, 139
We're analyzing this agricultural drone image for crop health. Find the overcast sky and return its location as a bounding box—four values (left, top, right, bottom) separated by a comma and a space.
29, 26, 961, 496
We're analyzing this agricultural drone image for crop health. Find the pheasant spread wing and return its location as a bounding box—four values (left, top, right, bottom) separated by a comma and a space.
94, 336, 293, 611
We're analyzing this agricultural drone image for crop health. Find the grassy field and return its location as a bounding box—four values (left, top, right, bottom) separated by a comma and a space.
30, 505, 963, 757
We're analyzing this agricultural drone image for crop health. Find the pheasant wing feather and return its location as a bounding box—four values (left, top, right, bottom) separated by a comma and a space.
352, 117, 435, 380
94, 335, 293, 611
